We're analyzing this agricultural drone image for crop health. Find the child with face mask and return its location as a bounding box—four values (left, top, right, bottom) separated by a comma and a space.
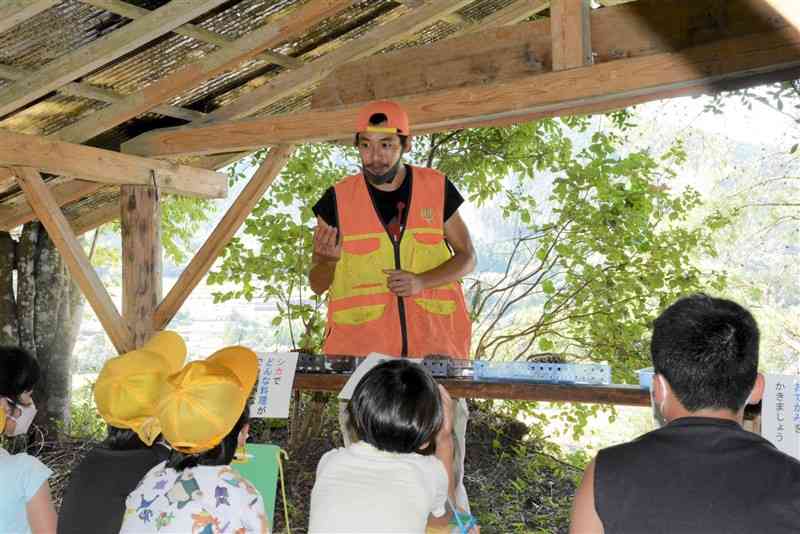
0, 346, 57, 534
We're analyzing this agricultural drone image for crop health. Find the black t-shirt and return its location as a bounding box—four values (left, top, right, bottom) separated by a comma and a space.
312, 165, 465, 230
57, 444, 171, 534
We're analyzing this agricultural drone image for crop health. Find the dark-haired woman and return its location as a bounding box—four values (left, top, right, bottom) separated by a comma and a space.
0, 346, 57, 534
119, 346, 269, 534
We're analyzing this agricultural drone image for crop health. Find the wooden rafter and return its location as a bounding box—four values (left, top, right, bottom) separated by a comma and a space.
122, 24, 800, 157
78, 0, 303, 69
0, 64, 206, 123
0, 130, 227, 198
0, 0, 231, 119
208, 0, 479, 122
0, 179, 102, 232
0, 1, 58, 36
550, 0, 592, 70
52, 0, 354, 146
153, 145, 295, 330
12, 167, 133, 354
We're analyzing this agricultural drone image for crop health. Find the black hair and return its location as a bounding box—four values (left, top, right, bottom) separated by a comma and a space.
0, 346, 40, 402
651, 294, 760, 412
104, 425, 151, 451
165, 408, 249, 471
347, 359, 443, 455
354, 112, 409, 149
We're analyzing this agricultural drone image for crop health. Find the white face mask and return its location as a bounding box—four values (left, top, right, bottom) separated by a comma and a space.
5, 398, 37, 436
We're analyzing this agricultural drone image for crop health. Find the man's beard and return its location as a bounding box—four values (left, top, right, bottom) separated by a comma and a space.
363, 158, 401, 185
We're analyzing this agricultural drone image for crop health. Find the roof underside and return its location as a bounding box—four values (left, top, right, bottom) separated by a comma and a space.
0, 0, 793, 232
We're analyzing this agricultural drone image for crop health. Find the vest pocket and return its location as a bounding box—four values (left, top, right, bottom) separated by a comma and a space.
332, 304, 386, 325
413, 298, 456, 316
342, 238, 381, 255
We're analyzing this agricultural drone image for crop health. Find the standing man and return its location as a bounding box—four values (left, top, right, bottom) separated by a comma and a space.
569, 294, 800, 534
310, 100, 475, 358
309, 100, 476, 511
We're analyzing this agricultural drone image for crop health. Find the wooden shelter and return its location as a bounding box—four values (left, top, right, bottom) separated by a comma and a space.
0, 1, 797, 405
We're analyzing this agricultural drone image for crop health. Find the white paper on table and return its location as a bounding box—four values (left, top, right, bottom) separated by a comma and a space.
761, 373, 798, 459
249, 352, 299, 419
337, 353, 424, 401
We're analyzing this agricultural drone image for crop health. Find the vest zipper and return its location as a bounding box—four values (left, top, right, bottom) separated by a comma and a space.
364, 167, 411, 357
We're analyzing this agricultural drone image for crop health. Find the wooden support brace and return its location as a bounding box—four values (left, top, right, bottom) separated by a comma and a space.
551, 0, 593, 70
12, 167, 133, 354
0, 130, 227, 199
152, 144, 295, 330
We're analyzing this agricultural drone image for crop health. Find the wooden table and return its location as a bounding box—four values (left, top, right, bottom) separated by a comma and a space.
293, 373, 651, 407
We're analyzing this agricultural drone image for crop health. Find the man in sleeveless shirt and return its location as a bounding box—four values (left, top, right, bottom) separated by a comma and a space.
569, 294, 800, 534
309, 100, 476, 512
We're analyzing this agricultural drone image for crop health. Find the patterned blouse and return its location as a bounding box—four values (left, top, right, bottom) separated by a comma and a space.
119, 461, 270, 534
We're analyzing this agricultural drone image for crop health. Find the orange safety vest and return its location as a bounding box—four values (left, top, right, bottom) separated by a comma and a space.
323, 166, 471, 358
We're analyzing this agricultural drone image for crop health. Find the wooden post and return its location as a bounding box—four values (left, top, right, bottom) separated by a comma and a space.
551, 0, 592, 70
121, 185, 162, 347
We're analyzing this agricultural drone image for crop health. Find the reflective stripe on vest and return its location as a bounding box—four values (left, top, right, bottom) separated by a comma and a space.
323, 166, 471, 358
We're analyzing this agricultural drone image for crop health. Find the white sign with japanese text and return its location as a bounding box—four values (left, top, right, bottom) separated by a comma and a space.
249, 352, 299, 419
762, 374, 799, 459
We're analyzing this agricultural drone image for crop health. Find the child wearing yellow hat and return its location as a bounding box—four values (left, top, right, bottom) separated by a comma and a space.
0, 346, 57, 534
119, 345, 270, 534
58, 331, 186, 534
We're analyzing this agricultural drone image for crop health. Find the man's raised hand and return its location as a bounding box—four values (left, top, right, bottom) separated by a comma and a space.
313, 218, 341, 264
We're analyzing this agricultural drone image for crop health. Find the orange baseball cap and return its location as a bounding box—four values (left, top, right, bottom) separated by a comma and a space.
356, 100, 410, 135
157, 346, 258, 454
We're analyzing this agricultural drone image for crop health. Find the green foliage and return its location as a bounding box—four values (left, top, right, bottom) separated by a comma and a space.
210, 145, 356, 351
62, 382, 106, 440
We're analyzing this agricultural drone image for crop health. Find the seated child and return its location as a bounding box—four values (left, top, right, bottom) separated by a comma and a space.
308, 359, 477, 533
58, 331, 186, 534
119, 346, 270, 534
0, 346, 57, 534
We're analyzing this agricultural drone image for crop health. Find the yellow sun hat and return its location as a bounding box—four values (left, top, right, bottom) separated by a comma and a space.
157, 346, 258, 454
93, 331, 187, 445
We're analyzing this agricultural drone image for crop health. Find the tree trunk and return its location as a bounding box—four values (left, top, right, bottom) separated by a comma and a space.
0, 223, 84, 438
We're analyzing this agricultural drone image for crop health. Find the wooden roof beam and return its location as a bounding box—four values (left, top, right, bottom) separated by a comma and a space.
12, 167, 134, 354
153, 144, 295, 330
121, 26, 800, 157
0, 0, 232, 119
207, 0, 479, 122
0, 1, 59, 36
78, 0, 303, 69
53, 0, 355, 145
313, 0, 791, 108
0, 130, 227, 198
0, 64, 206, 123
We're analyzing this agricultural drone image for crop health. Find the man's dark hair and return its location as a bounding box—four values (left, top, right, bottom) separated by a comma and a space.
166, 408, 249, 471
651, 294, 760, 412
354, 112, 409, 149
347, 359, 443, 455
0, 346, 40, 401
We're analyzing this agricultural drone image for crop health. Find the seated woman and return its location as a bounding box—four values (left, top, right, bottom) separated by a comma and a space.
119, 345, 270, 534
0, 346, 57, 534
308, 359, 477, 533
58, 331, 186, 534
